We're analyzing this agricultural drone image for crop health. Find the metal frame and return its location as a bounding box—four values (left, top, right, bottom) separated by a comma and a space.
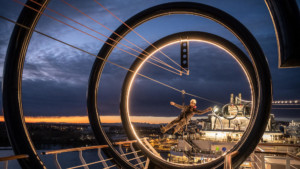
2, 1, 274, 169
221, 104, 239, 120
180, 41, 189, 71
120, 30, 262, 169
88, 2, 272, 168
265, 0, 300, 68
2, 0, 49, 168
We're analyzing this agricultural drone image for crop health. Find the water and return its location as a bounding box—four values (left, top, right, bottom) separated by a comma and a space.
0, 149, 115, 169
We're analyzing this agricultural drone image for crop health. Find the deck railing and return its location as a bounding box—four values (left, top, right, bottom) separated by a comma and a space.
41, 139, 149, 169
0, 154, 29, 169
251, 150, 300, 169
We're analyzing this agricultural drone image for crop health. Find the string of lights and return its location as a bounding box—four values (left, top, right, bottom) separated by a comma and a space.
272, 100, 300, 105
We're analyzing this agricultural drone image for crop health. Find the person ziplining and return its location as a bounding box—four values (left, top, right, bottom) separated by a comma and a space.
160, 99, 213, 134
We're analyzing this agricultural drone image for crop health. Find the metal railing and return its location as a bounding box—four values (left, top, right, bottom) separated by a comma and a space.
41, 139, 148, 169
0, 154, 29, 169
251, 150, 300, 169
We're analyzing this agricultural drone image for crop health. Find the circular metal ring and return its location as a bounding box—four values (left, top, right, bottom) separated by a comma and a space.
88, 2, 272, 169
2, 0, 49, 168
120, 31, 258, 168
222, 104, 239, 120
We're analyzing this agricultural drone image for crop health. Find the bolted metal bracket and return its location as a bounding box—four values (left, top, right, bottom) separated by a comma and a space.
180, 41, 189, 73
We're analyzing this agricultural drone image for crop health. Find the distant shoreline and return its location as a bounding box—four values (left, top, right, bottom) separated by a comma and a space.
0, 115, 299, 125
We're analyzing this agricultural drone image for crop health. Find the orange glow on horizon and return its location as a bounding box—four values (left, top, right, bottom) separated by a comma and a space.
0, 115, 174, 124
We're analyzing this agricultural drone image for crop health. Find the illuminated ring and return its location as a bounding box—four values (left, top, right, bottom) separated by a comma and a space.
88, 2, 272, 169
121, 31, 257, 168
221, 104, 239, 120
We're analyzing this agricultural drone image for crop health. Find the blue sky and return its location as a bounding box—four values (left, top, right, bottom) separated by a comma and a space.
0, 0, 299, 120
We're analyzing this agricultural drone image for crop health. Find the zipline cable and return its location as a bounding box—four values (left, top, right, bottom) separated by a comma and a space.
28, 0, 184, 76
93, 0, 189, 73
59, 0, 185, 75
14, 0, 182, 76
0, 15, 223, 106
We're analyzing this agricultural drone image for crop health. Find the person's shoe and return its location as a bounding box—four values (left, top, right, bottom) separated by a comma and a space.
160, 125, 166, 133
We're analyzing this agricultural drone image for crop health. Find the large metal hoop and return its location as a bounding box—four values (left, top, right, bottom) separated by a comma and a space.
121, 31, 259, 168
2, 0, 49, 168
88, 2, 272, 168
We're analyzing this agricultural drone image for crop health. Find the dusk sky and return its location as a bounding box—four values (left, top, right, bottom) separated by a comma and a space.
0, 0, 299, 123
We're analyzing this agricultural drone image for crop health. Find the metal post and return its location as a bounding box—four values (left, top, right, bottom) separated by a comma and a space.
119, 144, 128, 160
79, 150, 89, 169
53, 154, 62, 169
261, 154, 265, 169
98, 148, 108, 168
144, 158, 150, 169
4, 161, 8, 169
286, 156, 290, 169
130, 143, 144, 168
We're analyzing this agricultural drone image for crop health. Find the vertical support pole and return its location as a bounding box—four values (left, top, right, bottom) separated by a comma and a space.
98, 148, 108, 168
144, 158, 150, 169
79, 150, 89, 169
261, 154, 265, 169
4, 161, 8, 169
118, 144, 128, 160
180, 41, 189, 72
286, 156, 290, 169
53, 154, 62, 169
130, 143, 144, 168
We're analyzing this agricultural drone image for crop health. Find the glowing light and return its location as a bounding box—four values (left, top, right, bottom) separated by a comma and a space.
213, 106, 219, 113
125, 38, 255, 165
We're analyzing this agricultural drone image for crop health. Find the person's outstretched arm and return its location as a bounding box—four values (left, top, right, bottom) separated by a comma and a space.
195, 107, 213, 115
170, 101, 184, 109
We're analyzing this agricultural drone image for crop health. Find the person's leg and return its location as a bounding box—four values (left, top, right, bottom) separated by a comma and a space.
173, 119, 187, 134
161, 117, 181, 133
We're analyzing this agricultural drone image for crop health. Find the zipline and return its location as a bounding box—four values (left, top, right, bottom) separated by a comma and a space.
28, 0, 184, 76
93, 0, 189, 73
15, 0, 184, 76
59, 0, 185, 75
0, 15, 224, 107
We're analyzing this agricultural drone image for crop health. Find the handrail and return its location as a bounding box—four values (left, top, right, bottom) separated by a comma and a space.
258, 143, 300, 147
0, 154, 29, 162
67, 158, 113, 169
42, 140, 138, 155
42, 145, 109, 155
114, 140, 137, 145
254, 150, 300, 161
